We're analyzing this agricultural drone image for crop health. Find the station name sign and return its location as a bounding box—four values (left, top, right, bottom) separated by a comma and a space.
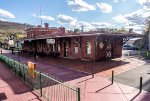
46, 38, 55, 44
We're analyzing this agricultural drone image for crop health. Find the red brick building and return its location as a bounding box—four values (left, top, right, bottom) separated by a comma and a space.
22, 23, 142, 61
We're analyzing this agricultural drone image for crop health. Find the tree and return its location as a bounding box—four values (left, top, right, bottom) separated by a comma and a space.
134, 21, 150, 50
74, 28, 80, 33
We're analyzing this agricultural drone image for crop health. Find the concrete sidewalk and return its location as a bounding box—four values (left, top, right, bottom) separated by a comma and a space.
2, 49, 150, 101
0, 62, 46, 101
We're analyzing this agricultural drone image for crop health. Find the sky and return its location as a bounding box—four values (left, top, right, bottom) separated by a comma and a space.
0, 0, 150, 33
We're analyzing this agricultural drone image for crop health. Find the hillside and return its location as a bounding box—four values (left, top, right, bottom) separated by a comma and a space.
0, 20, 33, 41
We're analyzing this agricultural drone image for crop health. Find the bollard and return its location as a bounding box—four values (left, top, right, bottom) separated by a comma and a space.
40, 72, 42, 97
77, 88, 80, 101
128, 52, 129, 57
112, 71, 114, 84
23, 65, 25, 82
92, 66, 94, 78
139, 77, 143, 93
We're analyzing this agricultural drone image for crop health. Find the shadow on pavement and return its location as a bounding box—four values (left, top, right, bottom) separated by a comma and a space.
95, 84, 112, 93
130, 92, 141, 101
0, 62, 31, 94
0, 93, 7, 100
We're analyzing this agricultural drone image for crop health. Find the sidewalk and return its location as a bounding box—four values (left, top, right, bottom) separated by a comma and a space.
2, 49, 150, 101
0, 61, 46, 101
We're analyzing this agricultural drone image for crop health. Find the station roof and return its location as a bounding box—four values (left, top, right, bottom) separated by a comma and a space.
24, 31, 143, 41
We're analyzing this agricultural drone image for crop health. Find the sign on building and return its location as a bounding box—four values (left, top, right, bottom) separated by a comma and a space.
46, 39, 55, 44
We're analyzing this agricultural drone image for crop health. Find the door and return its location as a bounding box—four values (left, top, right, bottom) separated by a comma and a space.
64, 42, 68, 57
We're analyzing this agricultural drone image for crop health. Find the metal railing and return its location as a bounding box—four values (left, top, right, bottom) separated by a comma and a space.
0, 54, 80, 101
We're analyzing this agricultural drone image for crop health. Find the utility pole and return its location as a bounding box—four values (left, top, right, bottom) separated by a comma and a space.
40, 7, 42, 26
81, 26, 84, 33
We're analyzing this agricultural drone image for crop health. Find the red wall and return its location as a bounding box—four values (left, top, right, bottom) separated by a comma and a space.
23, 36, 123, 61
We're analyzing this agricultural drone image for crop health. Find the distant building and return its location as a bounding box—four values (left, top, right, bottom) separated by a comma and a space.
22, 23, 142, 61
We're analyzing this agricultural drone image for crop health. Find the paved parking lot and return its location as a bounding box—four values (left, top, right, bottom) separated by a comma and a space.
111, 63, 150, 92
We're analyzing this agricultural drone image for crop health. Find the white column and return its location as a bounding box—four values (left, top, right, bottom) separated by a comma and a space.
53, 44, 55, 51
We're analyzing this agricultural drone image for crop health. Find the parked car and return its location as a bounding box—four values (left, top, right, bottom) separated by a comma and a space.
123, 44, 138, 50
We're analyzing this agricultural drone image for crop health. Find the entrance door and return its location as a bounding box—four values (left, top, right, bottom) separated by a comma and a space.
64, 42, 68, 57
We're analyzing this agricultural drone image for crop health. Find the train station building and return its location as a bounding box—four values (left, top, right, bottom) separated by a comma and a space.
22, 23, 142, 61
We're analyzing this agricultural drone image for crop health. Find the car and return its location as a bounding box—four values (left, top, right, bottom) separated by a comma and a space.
123, 44, 138, 50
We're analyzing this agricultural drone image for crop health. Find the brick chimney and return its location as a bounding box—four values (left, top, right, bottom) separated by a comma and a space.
59, 27, 65, 35
44, 23, 49, 29
129, 28, 133, 33
37, 25, 41, 28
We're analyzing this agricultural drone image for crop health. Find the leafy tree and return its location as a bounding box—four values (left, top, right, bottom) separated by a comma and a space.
134, 21, 150, 50
74, 28, 80, 33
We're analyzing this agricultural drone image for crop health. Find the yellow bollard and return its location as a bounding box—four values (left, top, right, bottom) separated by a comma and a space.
31, 63, 36, 78
28, 62, 36, 78
28, 62, 32, 77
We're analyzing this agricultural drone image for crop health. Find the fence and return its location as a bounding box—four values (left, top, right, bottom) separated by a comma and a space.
0, 54, 80, 101
124, 50, 150, 59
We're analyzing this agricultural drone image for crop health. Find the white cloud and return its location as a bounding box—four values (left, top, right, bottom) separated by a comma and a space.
39, 15, 55, 21
78, 21, 94, 30
125, 10, 150, 25
137, 0, 149, 4
31, 13, 37, 17
56, 14, 111, 31
0, 8, 15, 18
67, 0, 96, 12
0, 18, 7, 21
112, 15, 129, 25
96, 3, 112, 13
112, 9, 150, 33
57, 14, 77, 27
137, 0, 150, 10
113, 0, 119, 3
113, 10, 150, 26
113, 0, 126, 3
91, 22, 111, 27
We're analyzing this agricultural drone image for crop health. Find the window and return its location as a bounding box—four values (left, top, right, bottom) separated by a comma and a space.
74, 41, 78, 54
86, 41, 91, 55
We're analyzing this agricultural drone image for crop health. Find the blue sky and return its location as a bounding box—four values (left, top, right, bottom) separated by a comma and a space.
0, 0, 149, 32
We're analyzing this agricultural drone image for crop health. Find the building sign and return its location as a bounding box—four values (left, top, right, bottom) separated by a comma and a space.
46, 39, 55, 44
